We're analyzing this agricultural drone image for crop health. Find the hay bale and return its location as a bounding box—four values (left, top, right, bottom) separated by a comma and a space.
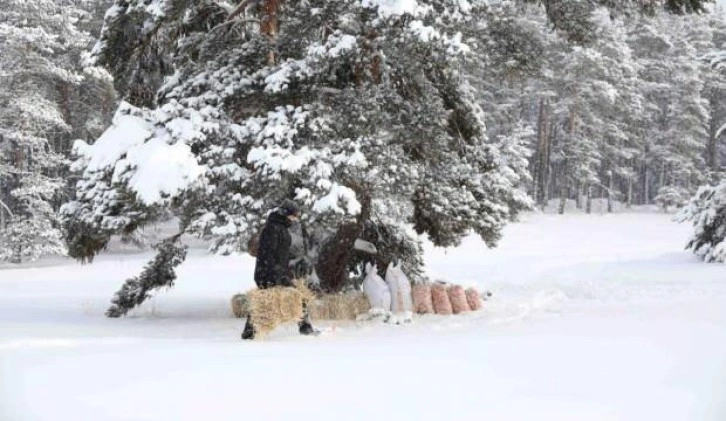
465, 288, 483, 311
447, 285, 470, 314
412, 284, 433, 314
231, 293, 249, 318
431, 283, 453, 315
247, 280, 315, 339
350, 291, 372, 316
308, 291, 371, 321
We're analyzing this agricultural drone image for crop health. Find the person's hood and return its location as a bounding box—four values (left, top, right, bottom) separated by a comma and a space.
267, 210, 292, 228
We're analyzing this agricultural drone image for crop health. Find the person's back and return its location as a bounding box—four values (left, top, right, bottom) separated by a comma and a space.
254, 210, 293, 288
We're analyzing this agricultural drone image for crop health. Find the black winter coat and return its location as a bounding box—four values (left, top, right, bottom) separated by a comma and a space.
253, 211, 293, 288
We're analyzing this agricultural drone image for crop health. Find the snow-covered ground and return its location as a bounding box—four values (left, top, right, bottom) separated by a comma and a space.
2, 213, 725, 420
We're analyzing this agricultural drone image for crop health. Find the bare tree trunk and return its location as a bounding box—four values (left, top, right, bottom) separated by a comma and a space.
707, 95, 719, 181
575, 181, 583, 209
560, 90, 578, 215
627, 177, 633, 209
586, 185, 592, 214
558, 184, 567, 215
643, 161, 650, 205
544, 124, 556, 209
534, 98, 550, 207
607, 171, 614, 213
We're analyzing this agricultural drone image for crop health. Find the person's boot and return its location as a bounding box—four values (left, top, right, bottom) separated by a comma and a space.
241, 317, 255, 340
298, 318, 320, 336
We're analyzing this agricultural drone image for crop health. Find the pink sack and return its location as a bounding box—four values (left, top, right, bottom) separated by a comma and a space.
447, 285, 470, 314
412, 284, 434, 314
465, 288, 483, 311
431, 283, 453, 315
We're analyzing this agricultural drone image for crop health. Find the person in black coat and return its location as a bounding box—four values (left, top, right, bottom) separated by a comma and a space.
242, 200, 317, 339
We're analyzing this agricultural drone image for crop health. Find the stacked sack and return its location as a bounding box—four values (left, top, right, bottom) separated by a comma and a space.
418, 282, 484, 315
361, 263, 486, 319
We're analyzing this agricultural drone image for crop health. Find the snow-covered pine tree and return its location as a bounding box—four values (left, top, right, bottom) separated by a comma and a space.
677, 181, 726, 262
0, 0, 112, 262
64, 0, 533, 312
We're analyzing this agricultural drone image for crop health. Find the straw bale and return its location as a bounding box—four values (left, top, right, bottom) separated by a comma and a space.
308, 291, 371, 321
247, 286, 306, 339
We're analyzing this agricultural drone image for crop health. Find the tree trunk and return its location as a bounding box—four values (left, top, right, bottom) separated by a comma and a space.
534, 98, 550, 207
607, 171, 614, 213
575, 181, 583, 209
315, 192, 371, 293
627, 177, 633, 209
643, 161, 650, 205
261, 0, 281, 66
586, 185, 592, 214
559, 90, 578, 215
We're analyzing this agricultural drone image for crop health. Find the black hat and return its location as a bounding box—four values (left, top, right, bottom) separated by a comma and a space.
279, 199, 301, 217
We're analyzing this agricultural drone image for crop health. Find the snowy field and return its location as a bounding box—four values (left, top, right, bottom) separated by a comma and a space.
1, 213, 725, 421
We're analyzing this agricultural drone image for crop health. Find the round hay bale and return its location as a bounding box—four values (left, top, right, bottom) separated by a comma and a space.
412, 284, 433, 314
431, 283, 453, 315
447, 285, 470, 314
231, 293, 249, 318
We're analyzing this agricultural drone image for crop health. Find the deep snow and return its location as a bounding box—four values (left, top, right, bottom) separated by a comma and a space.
1, 213, 725, 420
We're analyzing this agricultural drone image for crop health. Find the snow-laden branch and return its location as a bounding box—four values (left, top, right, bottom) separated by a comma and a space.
0, 199, 14, 218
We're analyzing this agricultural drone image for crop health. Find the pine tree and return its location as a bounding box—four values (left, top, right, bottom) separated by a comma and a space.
64, 0, 531, 302
677, 181, 726, 262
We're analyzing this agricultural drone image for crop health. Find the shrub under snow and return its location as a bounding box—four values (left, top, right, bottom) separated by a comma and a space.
677, 182, 726, 263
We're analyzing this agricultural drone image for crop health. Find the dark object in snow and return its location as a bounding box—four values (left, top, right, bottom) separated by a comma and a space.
106, 235, 187, 318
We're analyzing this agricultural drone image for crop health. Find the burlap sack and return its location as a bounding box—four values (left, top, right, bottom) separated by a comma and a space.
447, 285, 470, 314
465, 288, 483, 311
412, 284, 433, 314
431, 283, 453, 315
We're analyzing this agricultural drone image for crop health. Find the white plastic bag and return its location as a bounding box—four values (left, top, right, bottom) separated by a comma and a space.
385, 262, 413, 314
362, 263, 391, 311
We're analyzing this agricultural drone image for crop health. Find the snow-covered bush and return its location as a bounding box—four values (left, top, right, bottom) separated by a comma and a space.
677, 182, 726, 263
654, 185, 690, 212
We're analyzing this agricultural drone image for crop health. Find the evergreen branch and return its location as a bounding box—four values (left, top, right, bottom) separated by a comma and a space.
106, 234, 188, 318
